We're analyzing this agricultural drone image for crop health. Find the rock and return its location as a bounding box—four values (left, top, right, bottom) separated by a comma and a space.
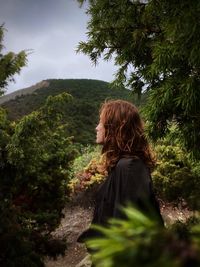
75, 254, 92, 267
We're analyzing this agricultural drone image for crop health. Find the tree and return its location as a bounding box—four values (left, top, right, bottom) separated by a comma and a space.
0, 24, 27, 95
0, 25, 77, 265
77, 0, 200, 158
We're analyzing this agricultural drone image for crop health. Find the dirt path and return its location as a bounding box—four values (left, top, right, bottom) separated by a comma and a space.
44, 203, 93, 267
44, 201, 194, 267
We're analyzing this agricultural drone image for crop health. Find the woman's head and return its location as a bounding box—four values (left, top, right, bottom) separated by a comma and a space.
96, 99, 155, 171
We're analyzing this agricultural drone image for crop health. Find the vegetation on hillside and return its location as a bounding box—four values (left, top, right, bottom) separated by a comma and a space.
1, 79, 137, 144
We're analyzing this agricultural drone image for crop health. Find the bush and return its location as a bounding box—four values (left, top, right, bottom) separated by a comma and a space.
0, 94, 77, 266
152, 141, 200, 209
68, 146, 106, 200
86, 206, 200, 267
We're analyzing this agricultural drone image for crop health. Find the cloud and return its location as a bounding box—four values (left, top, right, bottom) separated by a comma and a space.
0, 0, 117, 94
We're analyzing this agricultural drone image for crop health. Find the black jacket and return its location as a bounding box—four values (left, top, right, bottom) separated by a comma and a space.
78, 157, 163, 241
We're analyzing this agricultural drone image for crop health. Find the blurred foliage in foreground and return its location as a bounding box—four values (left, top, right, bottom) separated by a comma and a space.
87, 206, 200, 267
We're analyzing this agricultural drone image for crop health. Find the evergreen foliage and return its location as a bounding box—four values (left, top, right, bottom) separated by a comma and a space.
87, 206, 200, 267
77, 0, 200, 158
152, 140, 200, 210
0, 93, 77, 266
0, 25, 27, 95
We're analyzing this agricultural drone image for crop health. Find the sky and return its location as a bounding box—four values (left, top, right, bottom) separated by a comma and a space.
0, 0, 117, 94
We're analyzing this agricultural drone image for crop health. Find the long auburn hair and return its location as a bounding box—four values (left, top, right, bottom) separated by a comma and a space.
99, 99, 155, 172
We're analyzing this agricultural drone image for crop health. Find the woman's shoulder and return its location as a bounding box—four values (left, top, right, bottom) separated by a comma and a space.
113, 157, 150, 184
116, 157, 146, 170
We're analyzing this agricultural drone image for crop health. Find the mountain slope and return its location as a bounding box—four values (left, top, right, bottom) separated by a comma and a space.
1, 79, 133, 144
0, 81, 49, 105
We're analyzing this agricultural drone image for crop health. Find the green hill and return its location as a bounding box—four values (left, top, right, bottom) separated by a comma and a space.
1, 79, 134, 145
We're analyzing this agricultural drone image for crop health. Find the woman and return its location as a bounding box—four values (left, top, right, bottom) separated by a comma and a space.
78, 99, 163, 242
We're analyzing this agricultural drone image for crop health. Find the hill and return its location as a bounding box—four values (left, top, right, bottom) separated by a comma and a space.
0, 80, 49, 105
0, 79, 134, 144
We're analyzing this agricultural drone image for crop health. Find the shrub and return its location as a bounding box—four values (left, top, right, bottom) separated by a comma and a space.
0, 94, 77, 266
152, 141, 200, 209
86, 206, 200, 267
68, 146, 106, 197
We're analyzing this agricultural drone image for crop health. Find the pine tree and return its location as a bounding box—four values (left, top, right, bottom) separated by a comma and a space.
77, 0, 200, 158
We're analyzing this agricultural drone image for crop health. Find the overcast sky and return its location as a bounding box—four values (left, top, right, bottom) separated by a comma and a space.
0, 0, 117, 94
